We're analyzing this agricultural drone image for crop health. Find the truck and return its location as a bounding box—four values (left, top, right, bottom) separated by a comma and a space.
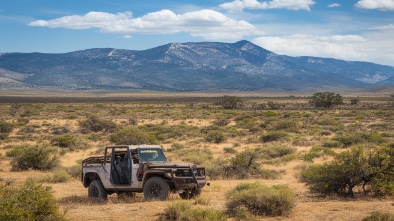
81, 145, 208, 200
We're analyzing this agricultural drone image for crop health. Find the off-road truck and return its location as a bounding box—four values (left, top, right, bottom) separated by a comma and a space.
81, 145, 208, 200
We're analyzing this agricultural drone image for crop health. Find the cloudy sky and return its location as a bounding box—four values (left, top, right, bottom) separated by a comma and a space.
1, 0, 394, 66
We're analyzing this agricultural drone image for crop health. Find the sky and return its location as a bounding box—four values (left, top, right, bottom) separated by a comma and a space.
1, 0, 394, 66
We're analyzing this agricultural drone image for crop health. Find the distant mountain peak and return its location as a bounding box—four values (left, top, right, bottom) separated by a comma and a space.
0, 41, 393, 91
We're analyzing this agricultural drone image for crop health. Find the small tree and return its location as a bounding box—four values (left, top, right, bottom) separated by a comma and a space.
78, 115, 117, 133
216, 95, 243, 109
309, 92, 344, 108
110, 126, 150, 145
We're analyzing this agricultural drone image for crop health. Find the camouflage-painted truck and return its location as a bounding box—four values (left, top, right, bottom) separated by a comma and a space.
81, 145, 208, 200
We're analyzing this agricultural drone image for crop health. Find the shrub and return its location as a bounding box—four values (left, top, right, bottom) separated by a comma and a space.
257, 145, 295, 159
205, 130, 227, 143
270, 120, 298, 132
309, 92, 344, 108
110, 126, 150, 145
79, 115, 117, 133
0, 178, 64, 220
212, 117, 230, 126
300, 145, 394, 196
362, 211, 394, 221
157, 202, 226, 221
65, 164, 82, 179
40, 170, 71, 183
51, 134, 77, 148
0, 119, 13, 139
215, 95, 243, 109
207, 148, 279, 180
260, 131, 287, 142
226, 183, 295, 217
7, 144, 60, 171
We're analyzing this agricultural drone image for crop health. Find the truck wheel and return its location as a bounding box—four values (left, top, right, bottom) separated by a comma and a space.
88, 180, 107, 200
179, 189, 201, 200
143, 177, 169, 201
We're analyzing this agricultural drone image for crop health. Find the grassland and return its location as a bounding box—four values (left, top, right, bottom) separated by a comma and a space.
0, 93, 393, 220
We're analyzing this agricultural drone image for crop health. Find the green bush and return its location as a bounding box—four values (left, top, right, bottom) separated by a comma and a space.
51, 134, 77, 148
7, 144, 60, 171
207, 148, 279, 180
257, 145, 295, 159
65, 164, 82, 179
205, 130, 227, 143
0, 119, 13, 139
260, 131, 287, 142
79, 115, 117, 133
40, 169, 71, 183
309, 92, 343, 108
215, 95, 243, 109
0, 178, 64, 220
300, 145, 394, 196
362, 212, 394, 221
226, 183, 295, 217
110, 126, 150, 145
157, 202, 226, 221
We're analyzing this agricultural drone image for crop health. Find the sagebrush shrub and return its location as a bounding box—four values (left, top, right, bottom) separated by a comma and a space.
260, 131, 287, 142
226, 183, 295, 217
0, 178, 64, 220
362, 211, 394, 221
157, 202, 226, 221
79, 115, 117, 133
7, 144, 60, 171
110, 126, 150, 145
205, 130, 227, 143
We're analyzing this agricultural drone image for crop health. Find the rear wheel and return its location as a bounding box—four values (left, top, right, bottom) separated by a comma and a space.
143, 177, 169, 201
88, 180, 107, 200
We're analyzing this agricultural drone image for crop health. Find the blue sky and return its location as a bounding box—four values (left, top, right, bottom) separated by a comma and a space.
1, 0, 394, 66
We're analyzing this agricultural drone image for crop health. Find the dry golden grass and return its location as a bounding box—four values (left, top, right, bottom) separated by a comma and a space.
0, 93, 393, 220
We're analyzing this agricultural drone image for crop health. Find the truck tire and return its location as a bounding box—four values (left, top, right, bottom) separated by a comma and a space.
88, 180, 107, 200
143, 177, 169, 201
179, 188, 201, 200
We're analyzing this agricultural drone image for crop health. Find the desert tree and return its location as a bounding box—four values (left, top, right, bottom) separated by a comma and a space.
309, 92, 344, 108
216, 95, 243, 109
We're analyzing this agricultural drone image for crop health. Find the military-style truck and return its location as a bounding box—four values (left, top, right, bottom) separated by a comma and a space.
81, 145, 208, 200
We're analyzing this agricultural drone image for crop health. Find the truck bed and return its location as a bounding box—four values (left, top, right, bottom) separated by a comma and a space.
82, 156, 110, 166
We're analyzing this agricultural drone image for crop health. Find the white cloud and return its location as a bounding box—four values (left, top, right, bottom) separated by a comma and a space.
28, 9, 257, 40
328, 3, 341, 8
372, 24, 394, 30
122, 35, 133, 39
355, 0, 394, 11
253, 34, 369, 61
220, 0, 315, 11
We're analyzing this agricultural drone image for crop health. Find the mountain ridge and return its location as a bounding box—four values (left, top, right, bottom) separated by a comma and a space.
0, 40, 393, 92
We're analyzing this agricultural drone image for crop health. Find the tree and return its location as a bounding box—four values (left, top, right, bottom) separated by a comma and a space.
300, 145, 394, 197
216, 95, 243, 109
309, 92, 344, 108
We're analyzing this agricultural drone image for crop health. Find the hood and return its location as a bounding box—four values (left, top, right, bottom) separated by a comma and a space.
147, 162, 199, 169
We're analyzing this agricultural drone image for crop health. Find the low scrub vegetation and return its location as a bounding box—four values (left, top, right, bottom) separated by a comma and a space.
157, 202, 226, 221
0, 178, 65, 220
6, 144, 60, 171
226, 182, 295, 218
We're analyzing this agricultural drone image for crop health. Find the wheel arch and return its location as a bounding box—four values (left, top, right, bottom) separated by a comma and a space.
83, 172, 101, 188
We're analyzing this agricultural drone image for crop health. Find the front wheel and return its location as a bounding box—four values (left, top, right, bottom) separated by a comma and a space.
88, 180, 107, 200
143, 177, 169, 201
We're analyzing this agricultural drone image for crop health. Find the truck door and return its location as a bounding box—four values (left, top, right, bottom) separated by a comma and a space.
109, 146, 132, 185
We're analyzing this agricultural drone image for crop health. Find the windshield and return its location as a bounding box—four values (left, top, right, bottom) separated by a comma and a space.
138, 148, 167, 162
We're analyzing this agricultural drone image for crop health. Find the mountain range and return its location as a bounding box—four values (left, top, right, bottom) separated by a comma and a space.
0, 40, 393, 92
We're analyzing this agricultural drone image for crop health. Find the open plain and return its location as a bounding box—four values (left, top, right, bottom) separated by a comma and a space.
0, 92, 393, 220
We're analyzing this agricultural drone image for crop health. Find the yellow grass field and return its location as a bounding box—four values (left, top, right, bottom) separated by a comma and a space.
0, 92, 393, 220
